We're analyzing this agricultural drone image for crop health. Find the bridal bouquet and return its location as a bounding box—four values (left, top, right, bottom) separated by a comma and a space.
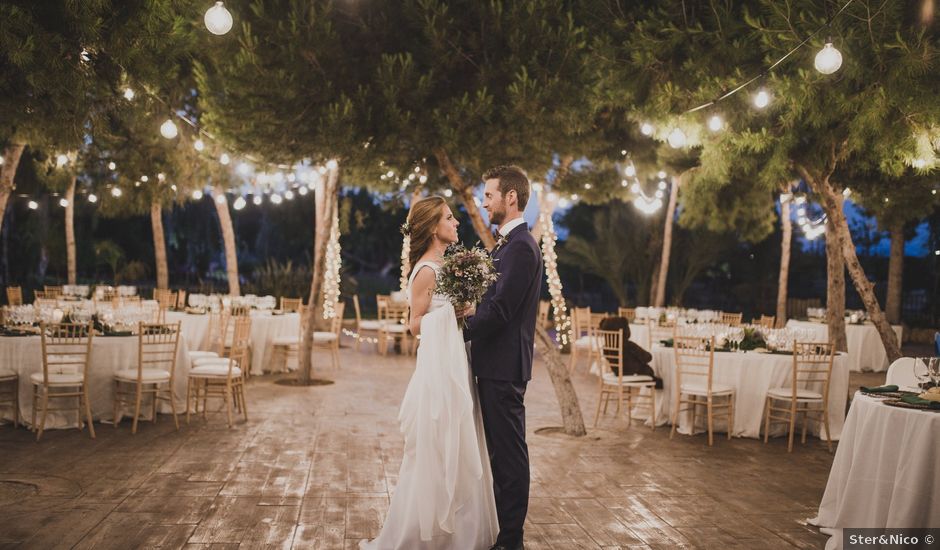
436, 244, 499, 326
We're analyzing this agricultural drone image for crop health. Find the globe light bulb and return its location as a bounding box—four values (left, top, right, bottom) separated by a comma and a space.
111, 187, 122, 197
56, 154, 69, 168
284, 190, 295, 200
107, 161, 117, 170
298, 186, 308, 196
655, 190, 665, 199
814, 42, 843, 75
194, 139, 205, 152
123, 88, 135, 100
88, 194, 98, 203
667, 128, 687, 148
658, 181, 667, 190
59, 198, 69, 207
160, 119, 178, 139
640, 122, 654, 136
219, 153, 231, 165
253, 195, 263, 205
621, 179, 628, 187
326, 159, 338, 170
233, 196, 246, 210
140, 175, 149, 183
204, 1, 233, 35
192, 190, 203, 200
708, 115, 723, 132
270, 193, 283, 205
657, 171, 667, 179
236, 162, 251, 176
443, 189, 453, 197
630, 183, 641, 193
28, 200, 39, 210
625, 164, 636, 177
754, 89, 770, 109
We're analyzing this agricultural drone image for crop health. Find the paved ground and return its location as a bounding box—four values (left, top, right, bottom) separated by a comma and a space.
1, 339, 881, 549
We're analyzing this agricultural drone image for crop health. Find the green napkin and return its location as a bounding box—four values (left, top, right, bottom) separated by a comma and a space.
900, 395, 940, 410
860, 384, 898, 393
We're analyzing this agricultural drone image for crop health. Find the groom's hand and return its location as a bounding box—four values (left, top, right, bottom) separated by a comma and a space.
456, 304, 475, 320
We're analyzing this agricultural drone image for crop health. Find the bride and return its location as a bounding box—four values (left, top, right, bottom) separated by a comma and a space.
362, 196, 498, 550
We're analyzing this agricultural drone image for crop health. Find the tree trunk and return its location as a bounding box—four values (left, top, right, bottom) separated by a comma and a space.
885, 222, 904, 325
821, 183, 901, 362
433, 147, 496, 249
534, 326, 586, 436
824, 213, 848, 352
151, 200, 169, 290
775, 198, 792, 328
653, 176, 680, 307
299, 163, 340, 385
65, 175, 77, 285
0, 144, 25, 241
213, 188, 240, 296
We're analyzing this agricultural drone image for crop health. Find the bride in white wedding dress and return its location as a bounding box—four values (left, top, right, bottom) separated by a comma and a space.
361, 196, 498, 550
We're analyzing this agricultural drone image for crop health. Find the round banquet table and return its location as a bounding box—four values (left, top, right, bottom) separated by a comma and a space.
648, 346, 849, 439
165, 311, 300, 375
785, 320, 904, 373
0, 334, 191, 429
810, 393, 940, 549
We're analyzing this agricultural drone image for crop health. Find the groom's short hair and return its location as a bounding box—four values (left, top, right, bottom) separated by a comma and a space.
482, 165, 530, 210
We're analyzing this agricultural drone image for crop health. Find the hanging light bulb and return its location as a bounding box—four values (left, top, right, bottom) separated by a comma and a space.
252, 195, 263, 205
58, 198, 69, 208
233, 196, 246, 210
56, 154, 69, 168
298, 185, 308, 196
192, 189, 204, 200
219, 153, 231, 165
667, 128, 687, 148
640, 122, 654, 136
28, 200, 39, 210
419, 174, 428, 184
204, 1, 233, 35
123, 88, 135, 100
657, 171, 667, 179
140, 175, 149, 183
270, 193, 283, 205
655, 190, 665, 199
88, 194, 97, 203
708, 114, 724, 132
754, 89, 771, 109
326, 159, 338, 170
658, 181, 667, 190
236, 162, 252, 176
111, 187, 122, 197
215, 193, 227, 205
160, 119, 178, 139
625, 164, 636, 177
193, 139, 205, 152
814, 41, 843, 75
621, 179, 629, 187
443, 189, 453, 197
107, 161, 117, 170
284, 190, 295, 200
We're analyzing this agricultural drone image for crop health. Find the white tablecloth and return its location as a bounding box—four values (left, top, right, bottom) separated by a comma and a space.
648, 346, 849, 439
0, 335, 191, 429
811, 393, 940, 549
166, 311, 300, 375
629, 323, 650, 350
786, 320, 903, 373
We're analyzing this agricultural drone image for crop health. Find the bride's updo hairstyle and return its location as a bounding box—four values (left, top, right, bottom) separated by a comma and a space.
404, 195, 447, 279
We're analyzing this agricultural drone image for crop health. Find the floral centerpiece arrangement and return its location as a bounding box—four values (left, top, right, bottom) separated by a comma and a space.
435, 244, 499, 328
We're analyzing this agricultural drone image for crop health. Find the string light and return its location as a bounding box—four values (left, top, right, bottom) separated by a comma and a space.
640, 122, 654, 136
123, 88, 135, 100
192, 189, 203, 200
322, 210, 342, 319
204, 1, 233, 35
28, 201, 38, 210
214, 193, 226, 205
160, 119, 178, 139
58, 198, 69, 208
87, 194, 97, 203
400, 234, 411, 293
56, 154, 69, 168
140, 175, 149, 183
707, 115, 724, 132
270, 193, 283, 205
232, 196, 246, 210
814, 41, 843, 74
219, 153, 231, 165
625, 164, 636, 177
537, 193, 571, 349
443, 189, 453, 197
111, 187, 122, 197
193, 139, 205, 152
107, 161, 117, 170
252, 195, 263, 205
754, 89, 771, 109
284, 190, 295, 200
667, 128, 687, 148
298, 185, 308, 196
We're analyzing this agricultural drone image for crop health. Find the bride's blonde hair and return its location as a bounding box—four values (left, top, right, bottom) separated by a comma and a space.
405, 196, 447, 279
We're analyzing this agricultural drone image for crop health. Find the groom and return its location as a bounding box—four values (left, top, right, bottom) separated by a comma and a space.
463, 165, 542, 550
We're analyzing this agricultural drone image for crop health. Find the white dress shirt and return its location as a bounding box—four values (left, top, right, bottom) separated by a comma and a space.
498, 216, 527, 237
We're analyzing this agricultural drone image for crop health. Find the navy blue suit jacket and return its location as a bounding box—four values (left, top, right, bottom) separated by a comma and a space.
464, 222, 543, 382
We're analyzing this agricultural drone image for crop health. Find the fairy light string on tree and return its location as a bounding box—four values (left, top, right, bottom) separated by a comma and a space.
537, 199, 571, 350
322, 201, 342, 319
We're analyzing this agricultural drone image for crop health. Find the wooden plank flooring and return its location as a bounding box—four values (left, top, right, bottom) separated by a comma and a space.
0, 341, 838, 549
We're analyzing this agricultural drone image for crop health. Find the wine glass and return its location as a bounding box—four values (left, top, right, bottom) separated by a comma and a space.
913, 357, 933, 389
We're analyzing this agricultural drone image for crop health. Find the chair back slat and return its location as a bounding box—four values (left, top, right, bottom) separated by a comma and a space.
596, 328, 623, 382
648, 320, 676, 350
720, 312, 743, 326
791, 341, 835, 398
758, 314, 776, 329
617, 307, 636, 322
39, 322, 93, 384
571, 307, 591, 337
6, 286, 22, 306
136, 322, 181, 381
280, 297, 303, 313
673, 335, 716, 390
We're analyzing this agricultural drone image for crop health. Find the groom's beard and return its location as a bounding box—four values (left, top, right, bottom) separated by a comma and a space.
489, 204, 506, 226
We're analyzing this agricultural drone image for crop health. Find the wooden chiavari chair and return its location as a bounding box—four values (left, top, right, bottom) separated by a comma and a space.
762, 342, 835, 452
757, 314, 776, 329
352, 295, 383, 352
153, 288, 175, 308
43, 286, 63, 299
720, 311, 743, 326
647, 319, 677, 351
187, 311, 229, 365
187, 315, 250, 427
176, 289, 188, 310
378, 301, 411, 356
314, 302, 345, 369
617, 307, 637, 323
33, 322, 95, 441
6, 286, 23, 306
568, 306, 593, 372
594, 328, 657, 428
113, 322, 181, 434
0, 368, 18, 428
671, 335, 735, 446
280, 297, 303, 313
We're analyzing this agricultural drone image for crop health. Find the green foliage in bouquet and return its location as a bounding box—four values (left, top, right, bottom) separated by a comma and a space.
435, 244, 499, 309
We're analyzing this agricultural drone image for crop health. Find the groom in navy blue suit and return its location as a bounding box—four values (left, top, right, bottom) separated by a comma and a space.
463, 165, 542, 550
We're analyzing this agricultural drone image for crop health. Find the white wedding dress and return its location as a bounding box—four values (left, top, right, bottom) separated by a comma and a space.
362, 261, 498, 550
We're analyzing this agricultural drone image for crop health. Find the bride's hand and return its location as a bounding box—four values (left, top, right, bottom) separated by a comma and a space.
456, 303, 475, 320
